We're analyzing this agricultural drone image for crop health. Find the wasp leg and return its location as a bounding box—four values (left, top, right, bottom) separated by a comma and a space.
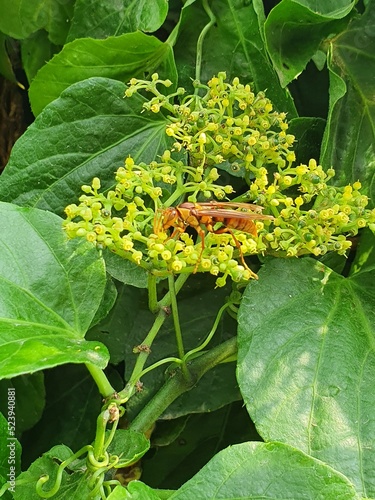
190, 226, 206, 274
212, 227, 258, 279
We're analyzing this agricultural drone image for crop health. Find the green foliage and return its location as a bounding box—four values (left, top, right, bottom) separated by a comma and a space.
1, 0, 375, 499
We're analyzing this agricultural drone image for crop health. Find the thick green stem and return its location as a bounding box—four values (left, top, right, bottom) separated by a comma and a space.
85, 364, 116, 398
129, 337, 237, 434
148, 273, 159, 313
163, 186, 185, 208
93, 409, 110, 460
119, 309, 167, 400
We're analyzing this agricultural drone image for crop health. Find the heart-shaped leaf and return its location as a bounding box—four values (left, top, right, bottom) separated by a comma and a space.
0, 77, 171, 215
0, 202, 109, 379
67, 0, 169, 41
237, 257, 375, 497
170, 441, 359, 499
28, 33, 176, 116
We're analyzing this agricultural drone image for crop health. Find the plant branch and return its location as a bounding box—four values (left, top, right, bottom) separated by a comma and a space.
117, 273, 190, 402
195, 0, 216, 86
168, 274, 191, 381
148, 273, 159, 313
85, 364, 116, 398
129, 336, 237, 434
183, 300, 232, 362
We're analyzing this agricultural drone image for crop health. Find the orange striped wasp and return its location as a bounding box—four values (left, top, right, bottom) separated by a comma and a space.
154, 201, 273, 275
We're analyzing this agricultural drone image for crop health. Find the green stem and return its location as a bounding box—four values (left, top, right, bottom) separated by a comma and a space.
138, 356, 182, 378
129, 337, 237, 433
168, 274, 191, 381
195, 0, 216, 87
148, 273, 159, 313
183, 300, 231, 362
121, 311, 167, 396
117, 273, 191, 402
93, 409, 110, 460
85, 364, 116, 398
159, 272, 191, 306
163, 187, 185, 208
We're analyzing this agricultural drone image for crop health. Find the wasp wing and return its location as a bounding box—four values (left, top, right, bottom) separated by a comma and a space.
195, 207, 274, 220
196, 202, 265, 211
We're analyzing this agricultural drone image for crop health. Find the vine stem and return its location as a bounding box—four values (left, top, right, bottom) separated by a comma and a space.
129, 337, 237, 434
117, 272, 190, 402
168, 274, 191, 382
148, 273, 159, 313
85, 364, 116, 398
195, 0, 216, 88
183, 300, 232, 362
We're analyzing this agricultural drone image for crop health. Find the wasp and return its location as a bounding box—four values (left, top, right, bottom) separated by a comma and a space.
154, 201, 273, 276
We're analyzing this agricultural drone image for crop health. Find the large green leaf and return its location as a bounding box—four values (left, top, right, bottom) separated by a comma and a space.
0, 77, 170, 215
107, 429, 150, 467
67, 0, 169, 41
104, 253, 148, 288
170, 441, 359, 499
28, 33, 177, 115
172, 0, 297, 116
0, 0, 75, 42
107, 482, 163, 499
0, 0, 48, 39
0, 202, 109, 379
288, 117, 326, 164
237, 257, 375, 497
264, 0, 355, 86
20, 30, 60, 84
320, 4, 375, 196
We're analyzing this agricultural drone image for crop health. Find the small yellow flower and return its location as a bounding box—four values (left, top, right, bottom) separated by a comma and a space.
161, 250, 172, 260
171, 260, 184, 272
132, 251, 143, 264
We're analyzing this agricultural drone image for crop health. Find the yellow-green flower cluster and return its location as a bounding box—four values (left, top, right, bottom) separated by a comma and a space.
63, 74, 375, 287
126, 71, 296, 173
251, 158, 375, 257
63, 156, 267, 286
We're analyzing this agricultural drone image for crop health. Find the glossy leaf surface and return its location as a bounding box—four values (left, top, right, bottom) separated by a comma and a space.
237, 257, 375, 497
0, 78, 170, 215
28, 33, 176, 115
171, 441, 359, 499
68, 0, 168, 40
0, 203, 109, 379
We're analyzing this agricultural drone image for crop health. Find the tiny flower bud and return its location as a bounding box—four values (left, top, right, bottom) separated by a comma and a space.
215, 276, 227, 287
125, 157, 135, 168
92, 177, 101, 190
